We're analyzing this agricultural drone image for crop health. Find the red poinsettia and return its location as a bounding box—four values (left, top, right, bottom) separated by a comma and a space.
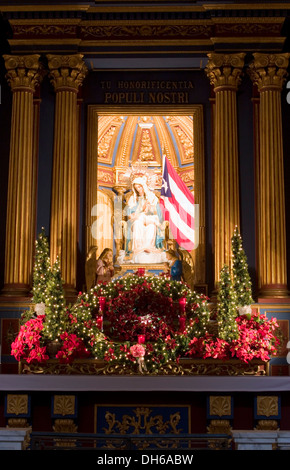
55, 332, 91, 364
186, 313, 280, 363
11, 315, 49, 364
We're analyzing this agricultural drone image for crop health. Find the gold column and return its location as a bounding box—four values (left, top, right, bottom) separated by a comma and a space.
47, 54, 87, 297
205, 53, 245, 290
2, 55, 44, 297
248, 53, 290, 298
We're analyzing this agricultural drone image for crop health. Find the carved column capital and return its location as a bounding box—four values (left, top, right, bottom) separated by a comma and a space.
205, 53, 246, 91
3, 54, 44, 92
248, 53, 290, 91
47, 54, 88, 92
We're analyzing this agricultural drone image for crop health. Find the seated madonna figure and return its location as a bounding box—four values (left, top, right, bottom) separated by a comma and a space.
125, 176, 165, 263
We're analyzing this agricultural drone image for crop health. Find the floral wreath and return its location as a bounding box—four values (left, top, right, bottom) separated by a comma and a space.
11, 273, 281, 373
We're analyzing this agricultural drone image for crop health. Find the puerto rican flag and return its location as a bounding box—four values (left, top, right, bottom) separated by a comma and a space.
160, 156, 195, 252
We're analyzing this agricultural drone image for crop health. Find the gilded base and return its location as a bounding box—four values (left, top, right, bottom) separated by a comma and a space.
19, 358, 269, 376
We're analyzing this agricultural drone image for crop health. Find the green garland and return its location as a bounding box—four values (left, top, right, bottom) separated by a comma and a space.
67, 274, 211, 372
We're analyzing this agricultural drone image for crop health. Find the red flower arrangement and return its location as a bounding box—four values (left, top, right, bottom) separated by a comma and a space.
10, 274, 281, 373
55, 332, 91, 364
11, 315, 49, 364
186, 313, 280, 363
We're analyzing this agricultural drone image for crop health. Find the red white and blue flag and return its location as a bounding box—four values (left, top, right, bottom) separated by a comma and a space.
160, 156, 195, 252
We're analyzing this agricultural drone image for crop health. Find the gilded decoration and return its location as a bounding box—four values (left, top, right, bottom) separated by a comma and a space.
53, 395, 76, 417
6, 394, 29, 415
7, 418, 30, 430
207, 420, 232, 437
18, 358, 269, 376
205, 53, 246, 91
255, 420, 279, 431
80, 23, 213, 40
248, 53, 290, 91
53, 419, 78, 433
103, 407, 183, 435
95, 405, 190, 448
256, 396, 279, 418
209, 396, 232, 418
47, 54, 88, 92
4, 54, 45, 92
12, 23, 78, 38
53, 419, 78, 448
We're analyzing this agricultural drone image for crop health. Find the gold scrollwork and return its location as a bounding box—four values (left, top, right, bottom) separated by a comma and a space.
103, 407, 182, 435
81, 24, 213, 40
19, 358, 269, 376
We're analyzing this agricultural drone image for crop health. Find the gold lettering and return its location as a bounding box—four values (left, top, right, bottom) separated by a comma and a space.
104, 92, 112, 103
163, 92, 171, 103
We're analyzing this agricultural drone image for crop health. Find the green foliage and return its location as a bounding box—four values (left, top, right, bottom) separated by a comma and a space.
31, 228, 51, 304
217, 264, 239, 341
41, 256, 68, 340
231, 226, 253, 306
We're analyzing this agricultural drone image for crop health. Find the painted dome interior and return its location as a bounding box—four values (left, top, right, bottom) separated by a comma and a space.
97, 115, 194, 191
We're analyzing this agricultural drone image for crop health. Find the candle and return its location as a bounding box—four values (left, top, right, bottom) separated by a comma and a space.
99, 296, 106, 312
96, 316, 103, 331
179, 297, 186, 313
138, 334, 145, 344
179, 316, 186, 332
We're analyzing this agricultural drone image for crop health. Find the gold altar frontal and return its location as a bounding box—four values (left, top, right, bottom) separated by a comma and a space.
19, 358, 269, 377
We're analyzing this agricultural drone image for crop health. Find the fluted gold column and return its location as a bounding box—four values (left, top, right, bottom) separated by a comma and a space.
2, 55, 44, 297
205, 53, 245, 290
248, 53, 290, 298
47, 54, 87, 297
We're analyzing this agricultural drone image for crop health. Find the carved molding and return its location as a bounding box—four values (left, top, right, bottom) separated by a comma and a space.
80, 23, 213, 40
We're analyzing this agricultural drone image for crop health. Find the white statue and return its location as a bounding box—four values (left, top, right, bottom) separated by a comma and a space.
124, 175, 166, 264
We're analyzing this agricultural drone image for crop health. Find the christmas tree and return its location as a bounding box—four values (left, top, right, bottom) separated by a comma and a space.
32, 227, 51, 305
42, 256, 68, 341
217, 264, 239, 341
231, 226, 253, 307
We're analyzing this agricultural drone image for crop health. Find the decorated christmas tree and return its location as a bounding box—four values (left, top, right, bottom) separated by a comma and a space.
231, 226, 253, 308
31, 227, 51, 306
217, 264, 239, 341
41, 256, 68, 341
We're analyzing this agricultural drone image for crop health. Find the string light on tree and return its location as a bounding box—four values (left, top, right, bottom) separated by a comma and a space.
231, 226, 253, 313
42, 256, 68, 340
32, 227, 51, 306
217, 264, 239, 341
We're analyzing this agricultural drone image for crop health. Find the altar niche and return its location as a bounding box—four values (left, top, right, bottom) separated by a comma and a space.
85, 106, 206, 293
